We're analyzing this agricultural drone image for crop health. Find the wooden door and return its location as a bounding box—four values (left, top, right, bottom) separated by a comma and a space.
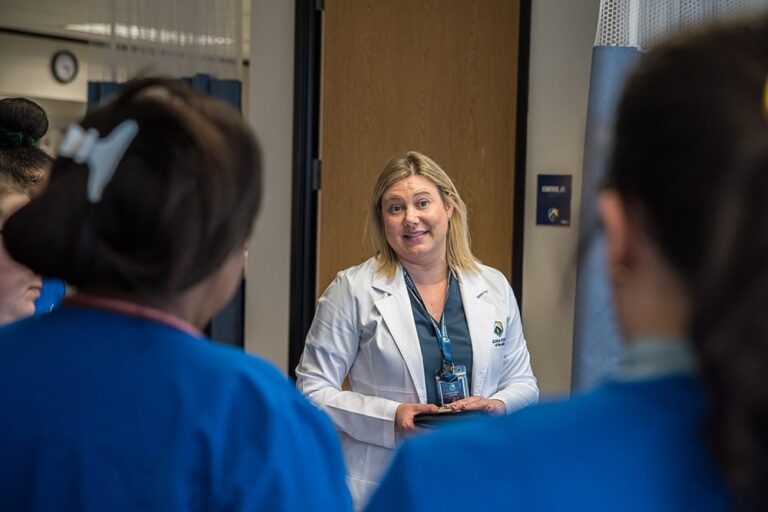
318, 0, 521, 292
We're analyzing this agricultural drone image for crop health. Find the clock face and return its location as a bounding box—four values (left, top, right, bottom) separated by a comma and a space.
51, 51, 78, 84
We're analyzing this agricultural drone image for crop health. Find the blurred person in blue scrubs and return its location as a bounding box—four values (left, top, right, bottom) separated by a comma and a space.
368, 16, 768, 512
0, 175, 42, 324
0, 97, 65, 320
0, 78, 351, 511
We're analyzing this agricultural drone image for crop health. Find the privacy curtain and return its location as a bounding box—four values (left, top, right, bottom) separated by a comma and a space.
88, 74, 241, 109
571, 0, 765, 391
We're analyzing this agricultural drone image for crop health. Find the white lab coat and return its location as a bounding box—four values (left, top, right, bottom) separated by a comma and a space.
296, 257, 538, 509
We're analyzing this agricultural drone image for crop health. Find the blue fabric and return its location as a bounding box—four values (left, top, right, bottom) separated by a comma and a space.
182, 74, 242, 111
88, 74, 241, 111
572, 46, 643, 391
0, 306, 352, 512
408, 275, 473, 404
33, 278, 65, 315
368, 375, 730, 511
616, 338, 697, 379
87, 81, 121, 110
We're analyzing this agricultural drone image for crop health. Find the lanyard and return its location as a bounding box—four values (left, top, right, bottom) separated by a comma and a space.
403, 269, 457, 381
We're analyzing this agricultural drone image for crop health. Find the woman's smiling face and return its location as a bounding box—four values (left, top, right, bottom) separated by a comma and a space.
381, 174, 453, 269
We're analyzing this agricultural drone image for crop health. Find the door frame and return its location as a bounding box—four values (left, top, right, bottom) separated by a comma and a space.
288, 0, 531, 379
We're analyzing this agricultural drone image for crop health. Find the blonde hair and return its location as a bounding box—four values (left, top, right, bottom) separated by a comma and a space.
366, 151, 479, 277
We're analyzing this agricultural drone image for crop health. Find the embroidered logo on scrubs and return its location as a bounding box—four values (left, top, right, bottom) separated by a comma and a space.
492, 321, 505, 347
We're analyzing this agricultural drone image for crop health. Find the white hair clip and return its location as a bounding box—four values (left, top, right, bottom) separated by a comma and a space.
58, 119, 139, 203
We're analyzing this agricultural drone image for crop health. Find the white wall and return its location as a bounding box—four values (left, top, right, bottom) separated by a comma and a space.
0, 34, 86, 160
244, 0, 295, 371
0, 31, 250, 129
522, 0, 599, 396
0, 32, 88, 102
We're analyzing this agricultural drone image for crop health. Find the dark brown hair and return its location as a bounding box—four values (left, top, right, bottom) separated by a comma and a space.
0, 97, 54, 194
3, 78, 261, 295
608, 16, 768, 507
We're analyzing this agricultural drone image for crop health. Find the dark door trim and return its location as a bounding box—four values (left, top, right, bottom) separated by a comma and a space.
512, 0, 531, 311
288, 0, 323, 379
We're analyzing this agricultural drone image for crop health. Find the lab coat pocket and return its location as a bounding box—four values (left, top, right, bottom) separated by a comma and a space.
354, 318, 413, 394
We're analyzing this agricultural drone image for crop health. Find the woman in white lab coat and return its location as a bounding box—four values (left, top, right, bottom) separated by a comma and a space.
296, 151, 538, 508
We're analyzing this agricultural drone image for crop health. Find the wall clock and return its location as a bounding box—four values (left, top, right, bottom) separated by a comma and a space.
51, 50, 79, 84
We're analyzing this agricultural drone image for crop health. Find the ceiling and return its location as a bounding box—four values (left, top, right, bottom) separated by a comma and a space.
0, 0, 251, 58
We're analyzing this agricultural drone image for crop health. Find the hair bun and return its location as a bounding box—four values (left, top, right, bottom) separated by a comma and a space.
0, 98, 49, 141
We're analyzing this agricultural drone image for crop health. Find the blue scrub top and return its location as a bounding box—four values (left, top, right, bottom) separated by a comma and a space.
34, 277, 66, 315
368, 341, 730, 512
407, 274, 473, 404
0, 305, 352, 511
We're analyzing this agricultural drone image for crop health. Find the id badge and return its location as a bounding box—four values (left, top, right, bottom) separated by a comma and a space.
435, 364, 468, 406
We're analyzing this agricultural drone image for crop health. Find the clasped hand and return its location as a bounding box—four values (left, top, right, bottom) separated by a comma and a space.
445, 396, 505, 414
394, 403, 438, 436
395, 397, 505, 436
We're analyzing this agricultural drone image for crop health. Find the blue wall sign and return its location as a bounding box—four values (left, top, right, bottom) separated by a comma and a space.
536, 174, 572, 226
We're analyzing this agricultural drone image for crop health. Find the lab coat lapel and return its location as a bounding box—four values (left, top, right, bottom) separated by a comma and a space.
371, 268, 428, 402
458, 269, 496, 396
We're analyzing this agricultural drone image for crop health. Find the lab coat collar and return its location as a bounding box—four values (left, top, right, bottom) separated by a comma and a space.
371, 265, 428, 402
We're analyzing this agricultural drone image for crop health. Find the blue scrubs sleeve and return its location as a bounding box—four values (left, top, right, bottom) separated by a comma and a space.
34, 278, 66, 315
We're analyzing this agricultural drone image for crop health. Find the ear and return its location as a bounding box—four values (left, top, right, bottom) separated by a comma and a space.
444, 198, 455, 219
598, 190, 631, 278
